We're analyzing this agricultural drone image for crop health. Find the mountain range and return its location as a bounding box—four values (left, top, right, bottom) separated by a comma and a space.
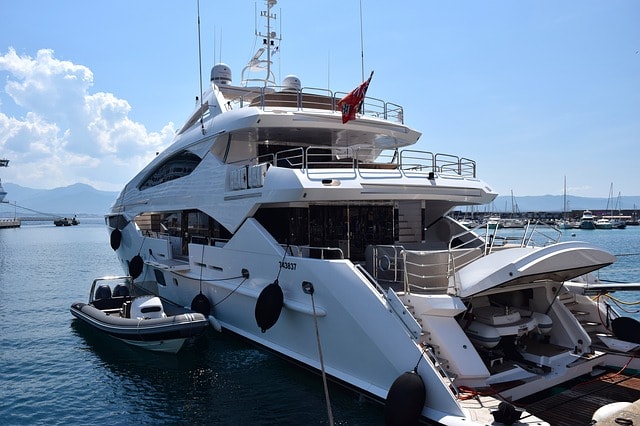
1, 182, 639, 217
1, 183, 118, 217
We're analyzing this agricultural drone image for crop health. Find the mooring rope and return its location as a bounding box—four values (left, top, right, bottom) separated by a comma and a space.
303, 282, 334, 426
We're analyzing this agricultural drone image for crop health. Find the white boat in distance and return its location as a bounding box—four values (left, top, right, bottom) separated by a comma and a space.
580, 209, 597, 229
105, 2, 639, 424
594, 217, 613, 229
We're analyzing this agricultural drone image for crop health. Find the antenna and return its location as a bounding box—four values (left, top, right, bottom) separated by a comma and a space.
359, 0, 365, 81
197, 0, 205, 134
327, 50, 331, 90
219, 28, 223, 63
241, 0, 281, 87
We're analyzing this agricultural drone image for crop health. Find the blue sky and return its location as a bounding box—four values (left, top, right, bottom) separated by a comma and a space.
1, 0, 639, 197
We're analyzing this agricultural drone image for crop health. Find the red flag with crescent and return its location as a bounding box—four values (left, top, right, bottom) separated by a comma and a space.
338, 71, 374, 124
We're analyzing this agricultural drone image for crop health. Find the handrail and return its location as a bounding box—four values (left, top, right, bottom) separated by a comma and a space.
230, 146, 476, 180
239, 85, 407, 124
371, 244, 405, 283
355, 263, 386, 295
367, 221, 564, 296
448, 220, 562, 256
402, 249, 453, 294
424, 345, 459, 397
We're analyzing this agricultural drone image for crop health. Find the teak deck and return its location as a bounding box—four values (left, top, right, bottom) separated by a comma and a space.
521, 368, 640, 425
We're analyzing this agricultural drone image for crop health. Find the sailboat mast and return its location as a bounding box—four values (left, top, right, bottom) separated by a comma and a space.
563, 176, 567, 219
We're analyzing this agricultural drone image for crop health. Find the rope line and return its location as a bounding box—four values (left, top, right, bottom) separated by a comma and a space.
211, 278, 248, 308
305, 283, 334, 426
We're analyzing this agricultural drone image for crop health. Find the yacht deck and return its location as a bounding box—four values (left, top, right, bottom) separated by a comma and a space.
521, 368, 640, 425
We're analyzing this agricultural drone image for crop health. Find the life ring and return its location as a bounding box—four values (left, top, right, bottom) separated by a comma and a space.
110, 228, 122, 250
379, 254, 391, 271
254, 280, 283, 333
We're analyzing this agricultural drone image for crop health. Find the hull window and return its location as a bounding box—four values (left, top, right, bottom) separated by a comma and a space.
134, 211, 232, 256
139, 151, 201, 190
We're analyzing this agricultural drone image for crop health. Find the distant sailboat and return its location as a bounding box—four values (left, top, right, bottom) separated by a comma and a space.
502, 190, 524, 228
611, 190, 627, 229
594, 184, 614, 229
558, 176, 573, 229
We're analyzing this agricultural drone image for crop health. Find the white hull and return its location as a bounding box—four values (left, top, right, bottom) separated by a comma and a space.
103, 2, 638, 423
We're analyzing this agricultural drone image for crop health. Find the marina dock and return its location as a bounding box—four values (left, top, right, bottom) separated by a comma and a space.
0, 218, 20, 229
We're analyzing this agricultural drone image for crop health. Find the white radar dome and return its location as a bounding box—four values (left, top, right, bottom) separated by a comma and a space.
282, 75, 301, 91
211, 64, 232, 85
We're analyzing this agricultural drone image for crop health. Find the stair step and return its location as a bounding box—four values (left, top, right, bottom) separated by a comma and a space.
559, 293, 576, 301
397, 236, 418, 243
570, 310, 590, 316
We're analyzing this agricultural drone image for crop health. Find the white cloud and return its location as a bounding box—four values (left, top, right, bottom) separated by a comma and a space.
0, 48, 175, 190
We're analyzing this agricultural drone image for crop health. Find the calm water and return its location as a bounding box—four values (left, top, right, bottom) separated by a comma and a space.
0, 219, 383, 425
1, 220, 639, 425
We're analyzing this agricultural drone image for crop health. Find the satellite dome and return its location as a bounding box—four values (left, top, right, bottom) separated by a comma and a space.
282, 75, 301, 91
211, 63, 232, 85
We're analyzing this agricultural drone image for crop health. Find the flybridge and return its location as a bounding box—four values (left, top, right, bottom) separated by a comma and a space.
202, 0, 405, 125
214, 82, 407, 125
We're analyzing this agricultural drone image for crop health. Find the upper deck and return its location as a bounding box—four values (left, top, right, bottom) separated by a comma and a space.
216, 84, 406, 125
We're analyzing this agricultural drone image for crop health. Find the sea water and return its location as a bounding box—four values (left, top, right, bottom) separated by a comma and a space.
0, 219, 382, 425
1, 220, 638, 425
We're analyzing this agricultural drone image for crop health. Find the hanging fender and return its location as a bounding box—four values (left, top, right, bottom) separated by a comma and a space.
384, 370, 426, 426
191, 293, 212, 317
128, 254, 143, 279
190, 293, 221, 332
254, 280, 283, 333
492, 401, 522, 425
208, 315, 222, 332
612, 316, 640, 344
110, 228, 122, 250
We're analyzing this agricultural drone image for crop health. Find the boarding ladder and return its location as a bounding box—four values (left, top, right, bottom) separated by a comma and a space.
381, 278, 458, 394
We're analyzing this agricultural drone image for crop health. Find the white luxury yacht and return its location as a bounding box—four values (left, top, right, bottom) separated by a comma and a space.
105, 2, 639, 424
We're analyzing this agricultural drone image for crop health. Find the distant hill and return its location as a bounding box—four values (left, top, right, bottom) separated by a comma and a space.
0, 183, 118, 217
491, 194, 640, 214
1, 182, 639, 218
